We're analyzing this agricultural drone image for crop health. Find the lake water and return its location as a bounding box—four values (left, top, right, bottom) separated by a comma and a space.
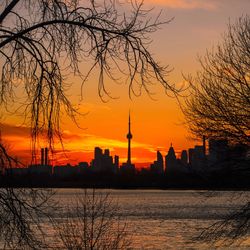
48, 189, 250, 249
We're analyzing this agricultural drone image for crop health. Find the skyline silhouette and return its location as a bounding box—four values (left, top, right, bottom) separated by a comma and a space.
0, 2, 249, 250
1, 110, 249, 172
0, 1, 249, 168
0, 112, 206, 169
1, 136, 249, 190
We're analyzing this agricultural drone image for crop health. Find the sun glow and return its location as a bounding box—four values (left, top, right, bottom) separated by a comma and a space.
1, 0, 249, 168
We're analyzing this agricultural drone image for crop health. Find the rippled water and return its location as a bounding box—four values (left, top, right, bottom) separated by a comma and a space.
48, 189, 250, 249
1, 189, 249, 249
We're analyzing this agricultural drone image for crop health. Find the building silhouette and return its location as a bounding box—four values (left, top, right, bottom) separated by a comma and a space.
53, 162, 89, 178
188, 148, 194, 165
127, 112, 132, 165
54, 163, 77, 177
208, 139, 229, 164
191, 145, 206, 171
91, 147, 117, 174
28, 148, 52, 176
165, 143, 189, 176
165, 143, 177, 173
114, 155, 119, 173
120, 112, 135, 174
180, 150, 188, 166
150, 150, 164, 174
40, 147, 49, 166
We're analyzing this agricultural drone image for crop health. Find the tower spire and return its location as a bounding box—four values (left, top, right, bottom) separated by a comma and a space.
127, 111, 132, 165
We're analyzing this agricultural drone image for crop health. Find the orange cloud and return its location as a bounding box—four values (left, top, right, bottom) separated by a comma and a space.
0, 123, 168, 167
0, 118, 191, 168
0, 123, 30, 137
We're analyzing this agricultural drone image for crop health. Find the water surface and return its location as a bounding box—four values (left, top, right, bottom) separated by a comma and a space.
50, 189, 250, 249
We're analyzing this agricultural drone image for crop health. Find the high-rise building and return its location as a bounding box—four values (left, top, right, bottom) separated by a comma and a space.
165, 143, 177, 173
191, 145, 206, 171
157, 151, 164, 172
91, 147, 117, 174
180, 150, 188, 166
188, 148, 194, 165
208, 139, 229, 163
165, 144, 189, 176
150, 150, 164, 174
94, 147, 102, 160
114, 155, 119, 173
92, 147, 103, 172
104, 149, 110, 157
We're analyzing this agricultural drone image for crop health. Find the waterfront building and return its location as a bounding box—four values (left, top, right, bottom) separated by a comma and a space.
29, 164, 52, 176
91, 147, 117, 174
180, 150, 188, 166
165, 143, 177, 173
191, 145, 206, 171
28, 147, 52, 175
150, 150, 164, 174
165, 144, 189, 176
188, 148, 194, 165
114, 155, 119, 174
208, 139, 229, 163
54, 164, 78, 177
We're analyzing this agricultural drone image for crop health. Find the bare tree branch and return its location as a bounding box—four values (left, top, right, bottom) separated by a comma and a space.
183, 15, 250, 145
0, 1, 177, 248
0, 0, 178, 157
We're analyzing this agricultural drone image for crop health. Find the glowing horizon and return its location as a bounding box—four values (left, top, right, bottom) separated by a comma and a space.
0, 121, 188, 168
0, 0, 249, 168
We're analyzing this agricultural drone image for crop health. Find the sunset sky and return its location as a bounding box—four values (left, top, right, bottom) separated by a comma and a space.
1, 0, 249, 168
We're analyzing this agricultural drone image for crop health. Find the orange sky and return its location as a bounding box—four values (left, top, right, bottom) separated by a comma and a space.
1, 0, 249, 168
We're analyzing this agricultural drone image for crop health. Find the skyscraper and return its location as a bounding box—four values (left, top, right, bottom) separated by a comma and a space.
91, 147, 116, 173
165, 143, 189, 176
150, 150, 164, 174
180, 150, 188, 166
165, 143, 177, 173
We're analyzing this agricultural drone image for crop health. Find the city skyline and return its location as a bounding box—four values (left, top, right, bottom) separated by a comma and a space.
0, 112, 206, 168
0, 1, 249, 249
0, 0, 249, 167
3, 136, 248, 184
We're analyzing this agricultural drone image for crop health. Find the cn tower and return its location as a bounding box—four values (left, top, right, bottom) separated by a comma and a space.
126, 112, 132, 165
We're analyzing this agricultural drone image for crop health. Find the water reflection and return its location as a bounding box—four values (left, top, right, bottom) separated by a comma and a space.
43, 189, 250, 249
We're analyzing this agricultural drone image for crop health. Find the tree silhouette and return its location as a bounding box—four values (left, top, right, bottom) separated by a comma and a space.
0, 0, 176, 248
0, 0, 177, 152
183, 16, 250, 246
198, 201, 250, 247
183, 16, 250, 145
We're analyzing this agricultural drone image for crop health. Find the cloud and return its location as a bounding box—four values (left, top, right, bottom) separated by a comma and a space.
145, 0, 217, 10
62, 130, 158, 153
0, 123, 30, 137
0, 122, 170, 166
